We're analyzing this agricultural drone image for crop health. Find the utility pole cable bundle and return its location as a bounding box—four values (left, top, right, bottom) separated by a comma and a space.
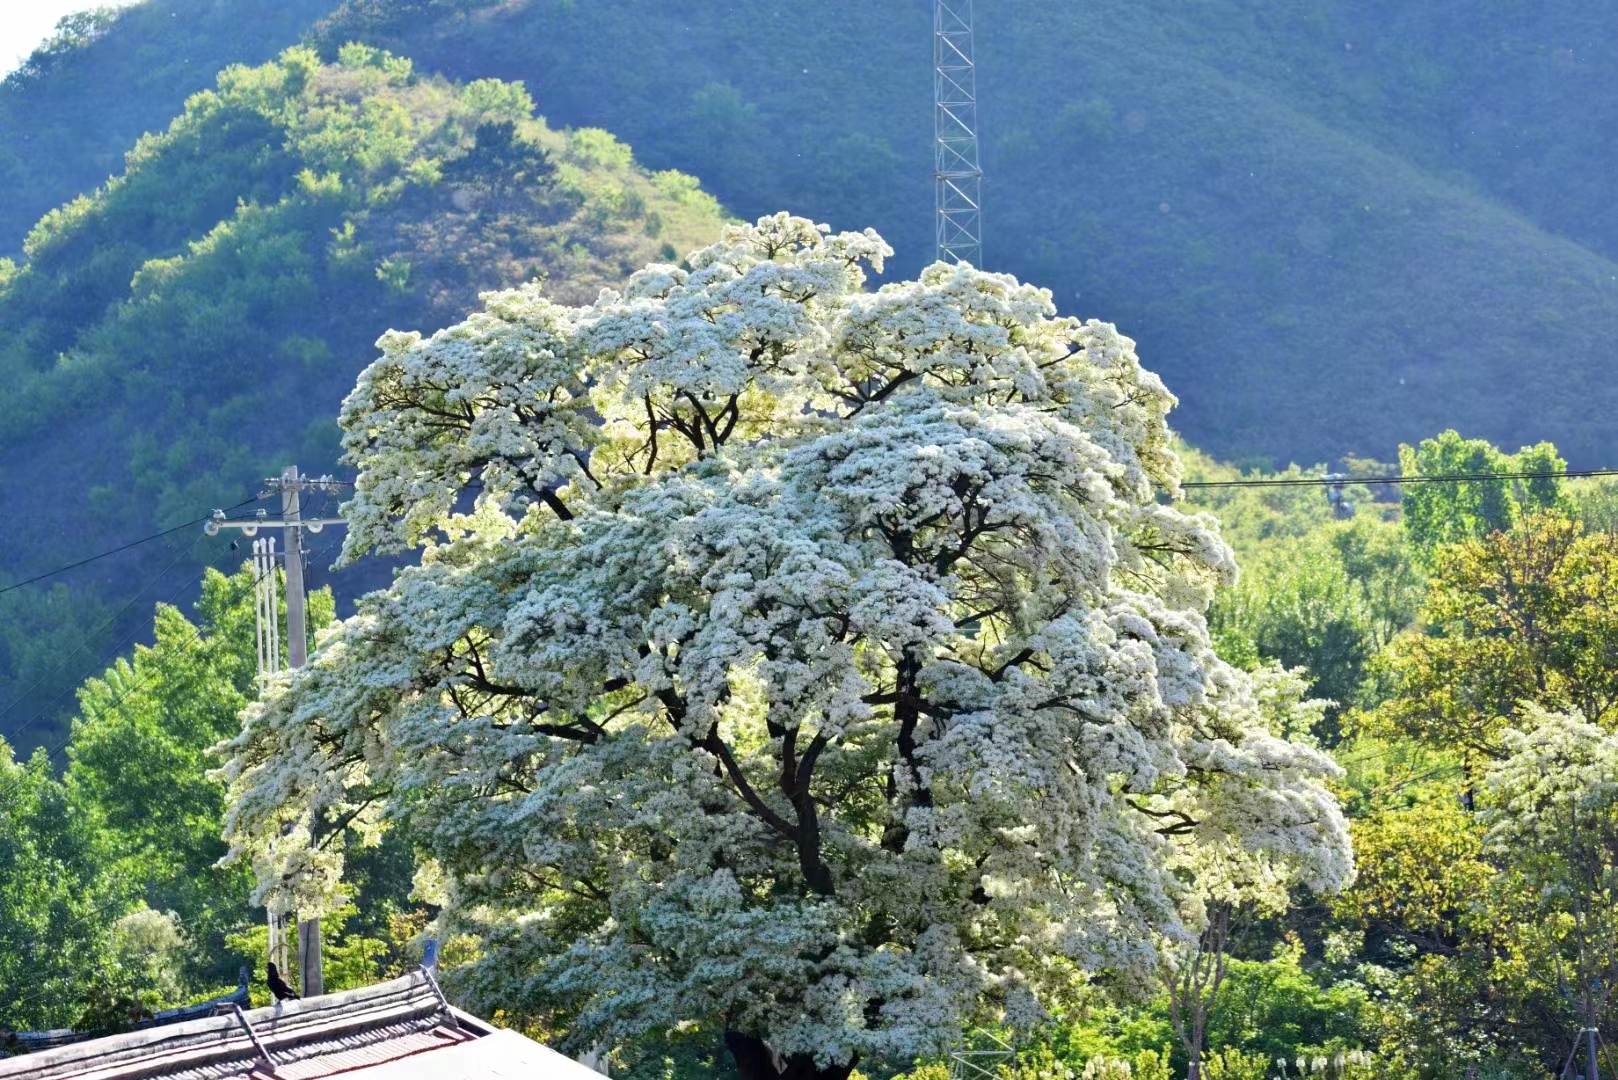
252, 537, 281, 686
251, 534, 291, 980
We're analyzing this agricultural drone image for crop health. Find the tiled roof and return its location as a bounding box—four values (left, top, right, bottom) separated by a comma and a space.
9, 973, 253, 1057
315, 1028, 591, 1080
0, 970, 581, 1080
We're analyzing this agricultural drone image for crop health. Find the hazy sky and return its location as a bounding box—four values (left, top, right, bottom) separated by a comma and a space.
0, 1, 137, 77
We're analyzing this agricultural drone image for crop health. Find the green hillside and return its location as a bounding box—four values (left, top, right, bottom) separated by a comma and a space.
7, 0, 1618, 466
311, 0, 1618, 468
0, 42, 726, 747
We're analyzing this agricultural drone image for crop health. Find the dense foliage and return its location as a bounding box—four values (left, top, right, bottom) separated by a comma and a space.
0, 564, 423, 1032
0, 40, 723, 510
9, 364, 1618, 1079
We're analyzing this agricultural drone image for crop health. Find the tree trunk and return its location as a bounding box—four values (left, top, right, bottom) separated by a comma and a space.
724, 1031, 858, 1080
1187, 1011, 1206, 1080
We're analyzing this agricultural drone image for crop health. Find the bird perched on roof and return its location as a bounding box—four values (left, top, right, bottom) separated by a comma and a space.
266, 962, 300, 1001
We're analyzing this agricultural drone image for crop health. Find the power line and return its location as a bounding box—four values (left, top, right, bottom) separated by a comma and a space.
0, 531, 212, 738
0, 494, 267, 597
1180, 468, 1618, 490
0, 538, 250, 754
0, 494, 270, 749
0, 547, 274, 806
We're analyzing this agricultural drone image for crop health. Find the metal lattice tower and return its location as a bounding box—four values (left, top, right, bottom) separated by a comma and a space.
934, 0, 982, 266
948, 1031, 1014, 1080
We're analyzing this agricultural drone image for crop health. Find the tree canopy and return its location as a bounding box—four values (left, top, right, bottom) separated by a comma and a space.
221, 215, 1352, 1079
1367, 512, 1618, 757
1397, 431, 1567, 560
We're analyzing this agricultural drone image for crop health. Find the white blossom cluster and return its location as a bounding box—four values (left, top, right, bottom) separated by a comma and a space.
219, 214, 1352, 1066
1276, 1051, 1376, 1076
1483, 706, 1618, 869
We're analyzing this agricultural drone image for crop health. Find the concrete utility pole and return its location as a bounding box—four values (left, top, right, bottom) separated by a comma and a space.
208, 465, 347, 998
278, 466, 322, 997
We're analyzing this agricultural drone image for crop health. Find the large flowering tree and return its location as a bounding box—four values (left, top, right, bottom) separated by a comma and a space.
220, 215, 1351, 1080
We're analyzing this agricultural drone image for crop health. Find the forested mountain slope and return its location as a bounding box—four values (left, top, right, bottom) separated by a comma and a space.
7, 0, 1618, 466
315, 0, 1618, 468
0, 43, 726, 747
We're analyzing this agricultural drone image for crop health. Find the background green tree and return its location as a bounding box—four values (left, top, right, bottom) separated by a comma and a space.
0, 742, 115, 1031
1367, 512, 1618, 757
1398, 431, 1567, 560
0, 562, 431, 1028
64, 564, 333, 995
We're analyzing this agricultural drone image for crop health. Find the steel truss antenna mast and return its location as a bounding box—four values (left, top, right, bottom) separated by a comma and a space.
934, 0, 982, 266
949, 1031, 1014, 1080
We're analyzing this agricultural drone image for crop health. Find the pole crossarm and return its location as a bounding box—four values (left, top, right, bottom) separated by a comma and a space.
206, 473, 349, 536
205, 515, 347, 534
